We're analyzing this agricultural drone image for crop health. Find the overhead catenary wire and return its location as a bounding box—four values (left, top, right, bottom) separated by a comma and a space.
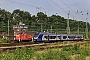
60, 0, 76, 13
2, 0, 43, 14
72, 0, 85, 7
59, 0, 86, 21
59, 0, 88, 19
7, 0, 37, 8
51, 0, 75, 19
4, 0, 59, 15
50, 0, 67, 13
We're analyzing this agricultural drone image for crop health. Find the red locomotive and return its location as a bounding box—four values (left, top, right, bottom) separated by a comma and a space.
13, 22, 33, 42
15, 33, 32, 42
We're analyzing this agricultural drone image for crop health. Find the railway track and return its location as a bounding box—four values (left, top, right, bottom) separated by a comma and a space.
34, 40, 90, 51
0, 42, 35, 47
0, 40, 90, 52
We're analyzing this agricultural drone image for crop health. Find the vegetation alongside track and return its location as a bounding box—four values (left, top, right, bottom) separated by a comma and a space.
0, 38, 9, 43
0, 43, 89, 60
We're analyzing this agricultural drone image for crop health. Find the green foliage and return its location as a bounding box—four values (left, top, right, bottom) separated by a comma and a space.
36, 49, 71, 60
62, 45, 80, 55
61, 44, 90, 59
13, 47, 34, 60
3, 52, 14, 60
42, 49, 59, 60
79, 44, 90, 56
58, 51, 71, 60
0, 47, 34, 60
0, 54, 2, 60
74, 54, 85, 60
0, 38, 10, 43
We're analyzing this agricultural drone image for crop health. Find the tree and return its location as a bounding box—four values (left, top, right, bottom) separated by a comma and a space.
37, 12, 47, 23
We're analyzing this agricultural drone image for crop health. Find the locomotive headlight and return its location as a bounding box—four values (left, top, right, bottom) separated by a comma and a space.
14, 37, 15, 40
17, 29, 19, 31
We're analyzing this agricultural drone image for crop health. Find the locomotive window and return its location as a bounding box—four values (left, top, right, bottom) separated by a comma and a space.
24, 26, 28, 28
20, 26, 23, 28
63, 36, 67, 39
34, 33, 39, 37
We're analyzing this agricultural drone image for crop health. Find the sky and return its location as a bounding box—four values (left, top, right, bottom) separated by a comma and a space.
0, 0, 90, 23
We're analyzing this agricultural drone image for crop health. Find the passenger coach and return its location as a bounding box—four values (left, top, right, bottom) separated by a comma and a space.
34, 32, 84, 42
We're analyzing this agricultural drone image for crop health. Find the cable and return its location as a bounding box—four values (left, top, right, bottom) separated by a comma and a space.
50, 0, 67, 13
8, 0, 37, 8
6, 0, 67, 16
51, 0, 77, 20
6, 0, 53, 13
60, 0, 75, 13
72, 0, 85, 6
59, 0, 85, 21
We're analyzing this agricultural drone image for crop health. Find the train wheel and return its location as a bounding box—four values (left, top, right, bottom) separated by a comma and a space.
10, 40, 14, 43
10, 40, 16, 43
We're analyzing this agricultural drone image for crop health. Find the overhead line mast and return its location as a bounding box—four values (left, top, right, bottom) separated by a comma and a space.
86, 11, 89, 39
67, 11, 70, 34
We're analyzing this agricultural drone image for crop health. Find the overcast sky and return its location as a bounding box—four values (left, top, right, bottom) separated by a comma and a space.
0, 0, 90, 23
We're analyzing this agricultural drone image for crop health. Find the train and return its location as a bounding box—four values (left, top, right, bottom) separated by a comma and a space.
15, 32, 84, 42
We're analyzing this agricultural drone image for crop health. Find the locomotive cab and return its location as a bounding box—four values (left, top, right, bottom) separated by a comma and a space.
33, 32, 39, 42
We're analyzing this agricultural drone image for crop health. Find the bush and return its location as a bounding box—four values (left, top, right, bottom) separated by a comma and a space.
74, 54, 85, 60
62, 45, 80, 55
42, 49, 59, 60
38, 49, 71, 60
13, 47, 35, 60
0, 38, 10, 43
58, 51, 71, 60
3, 52, 14, 60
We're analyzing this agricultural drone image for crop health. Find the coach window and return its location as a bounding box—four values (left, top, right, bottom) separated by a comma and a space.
63, 36, 67, 39
50, 36, 56, 39
68, 36, 74, 39
76, 36, 81, 38
44, 36, 48, 39
58, 36, 61, 39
